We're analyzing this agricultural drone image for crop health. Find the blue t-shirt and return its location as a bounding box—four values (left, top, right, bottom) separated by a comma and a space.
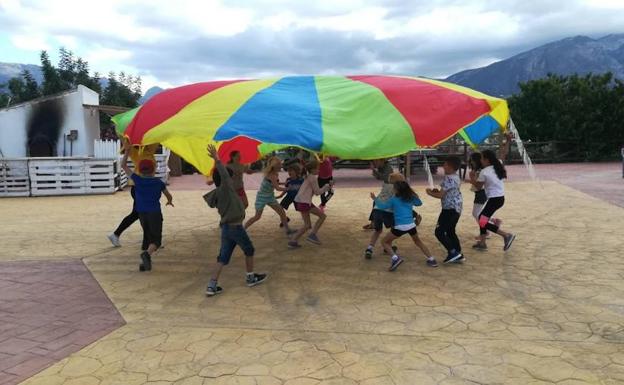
131, 174, 165, 213
375, 196, 422, 226
285, 177, 304, 199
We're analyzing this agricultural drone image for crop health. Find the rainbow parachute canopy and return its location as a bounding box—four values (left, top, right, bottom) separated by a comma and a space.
116, 75, 509, 175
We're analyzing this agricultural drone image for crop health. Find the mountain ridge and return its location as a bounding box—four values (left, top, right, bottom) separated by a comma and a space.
445, 33, 624, 96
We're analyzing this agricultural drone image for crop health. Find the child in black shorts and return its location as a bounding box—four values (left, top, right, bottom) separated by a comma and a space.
120, 144, 173, 272
364, 172, 404, 259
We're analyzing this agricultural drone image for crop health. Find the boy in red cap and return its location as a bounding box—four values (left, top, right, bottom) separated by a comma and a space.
121, 143, 173, 272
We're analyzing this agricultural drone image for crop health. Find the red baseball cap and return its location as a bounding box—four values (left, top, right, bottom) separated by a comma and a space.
138, 159, 155, 174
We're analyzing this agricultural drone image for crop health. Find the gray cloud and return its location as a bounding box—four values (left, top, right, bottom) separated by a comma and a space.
2, 0, 624, 86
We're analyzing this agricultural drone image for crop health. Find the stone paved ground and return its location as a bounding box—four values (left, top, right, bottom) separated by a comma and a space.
1, 163, 624, 385
0, 261, 125, 385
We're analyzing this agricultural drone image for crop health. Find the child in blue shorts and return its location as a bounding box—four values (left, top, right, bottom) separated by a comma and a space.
204, 145, 268, 296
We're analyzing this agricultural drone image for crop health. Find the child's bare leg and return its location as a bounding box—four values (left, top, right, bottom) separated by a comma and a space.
381, 232, 399, 255
308, 206, 326, 235
244, 209, 263, 229
292, 212, 312, 243
369, 230, 382, 247
409, 233, 432, 258
210, 262, 225, 281
269, 203, 291, 230
147, 243, 158, 256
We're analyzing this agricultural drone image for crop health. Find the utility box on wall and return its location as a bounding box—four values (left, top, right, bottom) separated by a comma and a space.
0, 85, 101, 158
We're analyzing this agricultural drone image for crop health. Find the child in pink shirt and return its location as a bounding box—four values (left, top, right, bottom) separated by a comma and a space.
317, 156, 335, 209
288, 160, 333, 248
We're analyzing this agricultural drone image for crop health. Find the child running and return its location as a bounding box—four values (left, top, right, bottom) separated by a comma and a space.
120, 143, 173, 272
108, 143, 158, 247
363, 159, 394, 230
244, 156, 294, 234
469, 149, 516, 251
318, 156, 335, 210
426, 156, 465, 264
278, 163, 305, 213
373, 181, 437, 271
204, 145, 267, 296
226, 150, 254, 208
288, 160, 332, 248
468, 152, 487, 238
364, 171, 405, 259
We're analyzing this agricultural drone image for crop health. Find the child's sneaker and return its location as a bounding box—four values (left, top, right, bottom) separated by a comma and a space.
247, 273, 268, 287
107, 233, 121, 247
443, 252, 464, 264
288, 241, 301, 249
279, 217, 291, 228
472, 242, 487, 251
503, 234, 516, 251
140, 251, 152, 272
364, 248, 373, 259
306, 234, 321, 245
426, 258, 439, 268
389, 257, 404, 271
206, 286, 223, 296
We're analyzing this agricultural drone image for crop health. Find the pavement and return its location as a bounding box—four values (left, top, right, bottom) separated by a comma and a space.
1, 162, 623, 385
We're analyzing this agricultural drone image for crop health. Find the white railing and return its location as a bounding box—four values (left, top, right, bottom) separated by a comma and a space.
94, 139, 121, 159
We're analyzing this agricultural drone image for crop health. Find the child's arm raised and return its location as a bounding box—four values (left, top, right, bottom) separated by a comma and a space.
121, 141, 133, 177
207, 144, 234, 189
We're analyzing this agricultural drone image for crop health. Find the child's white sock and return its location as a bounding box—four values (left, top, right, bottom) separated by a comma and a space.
391, 254, 399, 261
367, 244, 373, 250
427, 256, 435, 261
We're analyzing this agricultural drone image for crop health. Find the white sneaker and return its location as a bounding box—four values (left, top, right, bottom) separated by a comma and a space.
107, 233, 121, 247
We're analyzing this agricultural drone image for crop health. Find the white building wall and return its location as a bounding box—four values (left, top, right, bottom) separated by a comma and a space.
0, 85, 100, 158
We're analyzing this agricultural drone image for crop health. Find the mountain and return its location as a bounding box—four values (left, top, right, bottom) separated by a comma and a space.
0, 62, 43, 87
446, 34, 624, 96
139, 86, 164, 104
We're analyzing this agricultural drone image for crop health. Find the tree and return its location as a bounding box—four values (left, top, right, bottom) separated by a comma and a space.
509, 73, 624, 160
40, 50, 66, 96
4, 47, 140, 111
7, 70, 40, 104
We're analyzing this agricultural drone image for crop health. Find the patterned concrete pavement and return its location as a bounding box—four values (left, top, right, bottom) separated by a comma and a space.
0, 261, 125, 385
1, 164, 624, 384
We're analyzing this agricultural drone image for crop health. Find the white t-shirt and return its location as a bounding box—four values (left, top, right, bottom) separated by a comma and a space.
477, 165, 505, 198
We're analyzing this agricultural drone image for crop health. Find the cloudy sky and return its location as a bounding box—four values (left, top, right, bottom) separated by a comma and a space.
1, 0, 623, 90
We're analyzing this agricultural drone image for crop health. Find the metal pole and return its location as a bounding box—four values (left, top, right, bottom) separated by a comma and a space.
405, 151, 411, 180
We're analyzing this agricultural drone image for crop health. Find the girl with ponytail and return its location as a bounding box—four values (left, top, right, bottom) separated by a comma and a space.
469, 149, 516, 252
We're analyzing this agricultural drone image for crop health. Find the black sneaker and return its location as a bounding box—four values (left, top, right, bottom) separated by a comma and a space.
443, 252, 464, 264
426, 258, 439, 268
140, 251, 152, 272
206, 286, 223, 296
472, 242, 487, 251
246, 273, 268, 287
388, 257, 404, 272
365, 248, 373, 259
503, 234, 516, 251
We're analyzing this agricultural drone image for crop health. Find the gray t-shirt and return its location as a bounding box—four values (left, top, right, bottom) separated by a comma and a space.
441, 173, 462, 214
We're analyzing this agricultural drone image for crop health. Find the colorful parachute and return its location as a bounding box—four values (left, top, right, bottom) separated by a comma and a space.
115, 75, 509, 175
